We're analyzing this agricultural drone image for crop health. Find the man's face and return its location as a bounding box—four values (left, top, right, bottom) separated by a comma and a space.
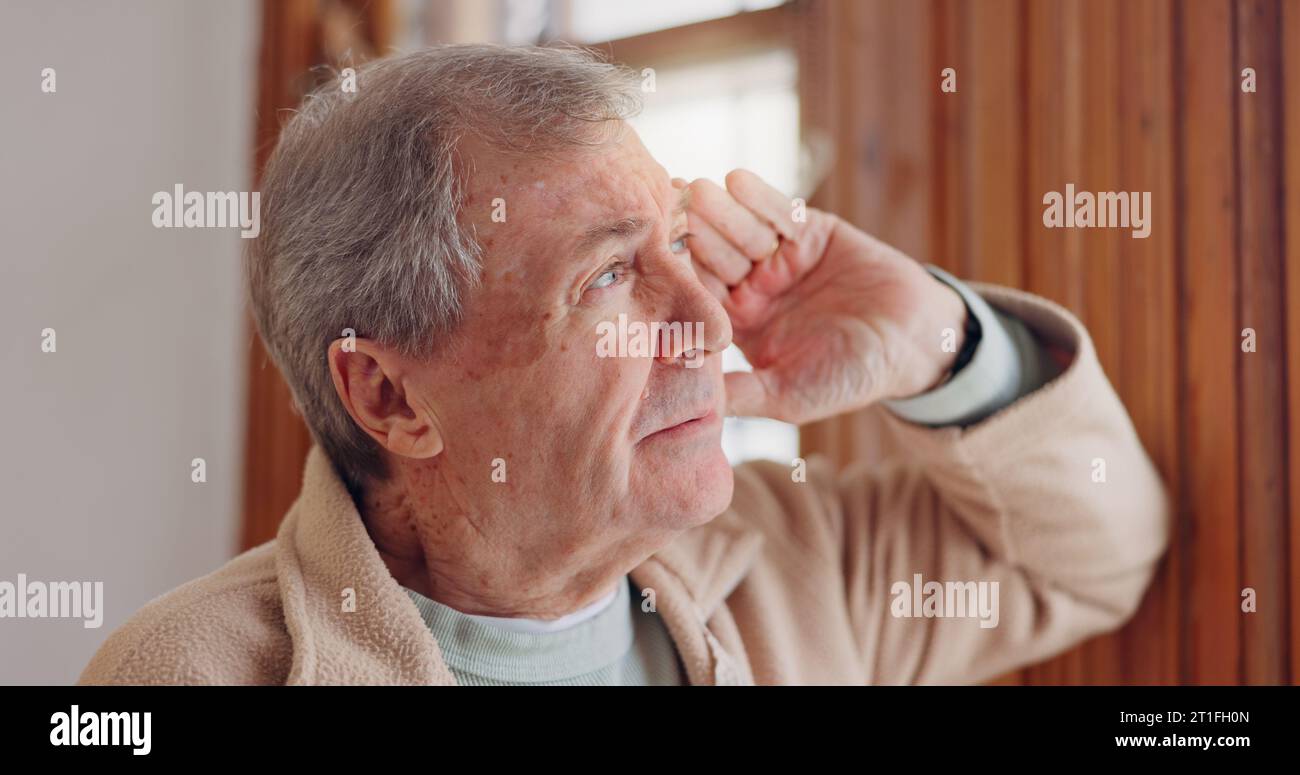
401, 125, 734, 566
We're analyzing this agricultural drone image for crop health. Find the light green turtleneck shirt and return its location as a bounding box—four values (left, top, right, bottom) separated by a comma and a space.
403, 575, 689, 685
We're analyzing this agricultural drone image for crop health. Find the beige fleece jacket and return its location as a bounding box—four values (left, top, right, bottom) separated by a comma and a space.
77, 284, 1170, 686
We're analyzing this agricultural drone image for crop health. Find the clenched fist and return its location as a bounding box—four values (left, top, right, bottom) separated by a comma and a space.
681, 170, 969, 424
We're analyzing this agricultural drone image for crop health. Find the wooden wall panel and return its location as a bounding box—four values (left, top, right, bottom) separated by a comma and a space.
965, 0, 1026, 288
1179, 0, 1242, 685
800, 0, 1296, 684
1024, 0, 1079, 310
1283, 0, 1300, 687
1236, 0, 1289, 684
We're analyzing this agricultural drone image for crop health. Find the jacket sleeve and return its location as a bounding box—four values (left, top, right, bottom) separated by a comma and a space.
822, 282, 1170, 685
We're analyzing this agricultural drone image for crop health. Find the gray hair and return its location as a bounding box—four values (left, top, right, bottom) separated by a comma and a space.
246, 44, 643, 495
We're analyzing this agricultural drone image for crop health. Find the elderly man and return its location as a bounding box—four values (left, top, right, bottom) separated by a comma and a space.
79, 44, 1168, 686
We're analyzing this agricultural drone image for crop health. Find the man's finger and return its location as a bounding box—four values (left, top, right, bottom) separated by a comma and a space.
690, 255, 731, 302
724, 168, 801, 241
723, 369, 777, 420
688, 212, 752, 286
687, 178, 779, 262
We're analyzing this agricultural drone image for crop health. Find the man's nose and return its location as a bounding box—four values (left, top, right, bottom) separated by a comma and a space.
653, 255, 732, 365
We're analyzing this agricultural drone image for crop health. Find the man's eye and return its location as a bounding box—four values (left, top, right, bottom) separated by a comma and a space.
670, 233, 693, 254
589, 261, 627, 291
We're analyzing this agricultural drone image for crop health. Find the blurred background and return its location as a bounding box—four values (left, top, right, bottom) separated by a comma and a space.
1, 0, 1297, 685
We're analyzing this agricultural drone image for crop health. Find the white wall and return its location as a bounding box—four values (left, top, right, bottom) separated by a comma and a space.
0, 0, 256, 684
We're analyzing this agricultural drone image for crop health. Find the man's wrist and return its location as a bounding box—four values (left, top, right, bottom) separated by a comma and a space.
912, 278, 974, 394
884, 265, 1023, 427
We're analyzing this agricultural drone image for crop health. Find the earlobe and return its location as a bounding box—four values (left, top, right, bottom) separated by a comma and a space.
391, 423, 444, 459
326, 337, 444, 462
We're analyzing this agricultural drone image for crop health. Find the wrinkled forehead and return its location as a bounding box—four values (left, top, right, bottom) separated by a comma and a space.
458, 130, 677, 272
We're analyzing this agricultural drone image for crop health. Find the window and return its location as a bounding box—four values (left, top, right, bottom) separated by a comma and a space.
562, 0, 785, 44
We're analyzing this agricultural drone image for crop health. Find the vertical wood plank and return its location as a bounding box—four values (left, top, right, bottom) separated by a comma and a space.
1177, 0, 1242, 685
1080, 0, 1124, 377
1024, 0, 1082, 312
931, 0, 965, 278
1236, 0, 1288, 685
1115, 0, 1181, 685
1283, 0, 1300, 687
839, 0, 934, 257
965, 0, 1025, 288
886, 0, 936, 265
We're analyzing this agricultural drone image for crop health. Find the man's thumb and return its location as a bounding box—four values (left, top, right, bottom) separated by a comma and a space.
724, 370, 776, 419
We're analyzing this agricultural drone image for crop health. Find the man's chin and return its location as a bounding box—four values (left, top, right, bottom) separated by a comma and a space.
688, 449, 735, 526
635, 441, 734, 530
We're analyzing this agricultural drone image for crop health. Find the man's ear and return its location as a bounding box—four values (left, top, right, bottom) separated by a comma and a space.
326, 337, 444, 460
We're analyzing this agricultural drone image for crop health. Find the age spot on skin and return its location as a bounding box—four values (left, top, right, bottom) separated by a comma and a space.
465, 282, 555, 371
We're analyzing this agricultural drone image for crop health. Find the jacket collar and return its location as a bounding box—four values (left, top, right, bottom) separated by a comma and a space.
276, 446, 764, 685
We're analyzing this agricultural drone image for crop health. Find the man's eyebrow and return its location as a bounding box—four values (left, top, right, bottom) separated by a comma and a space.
574, 217, 651, 256
573, 189, 692, 256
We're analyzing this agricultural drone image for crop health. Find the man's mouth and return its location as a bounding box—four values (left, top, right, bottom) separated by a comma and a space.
639, 408, 720, 443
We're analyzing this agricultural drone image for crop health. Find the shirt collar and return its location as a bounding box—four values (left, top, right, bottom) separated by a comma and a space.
402, 578, 636, 682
